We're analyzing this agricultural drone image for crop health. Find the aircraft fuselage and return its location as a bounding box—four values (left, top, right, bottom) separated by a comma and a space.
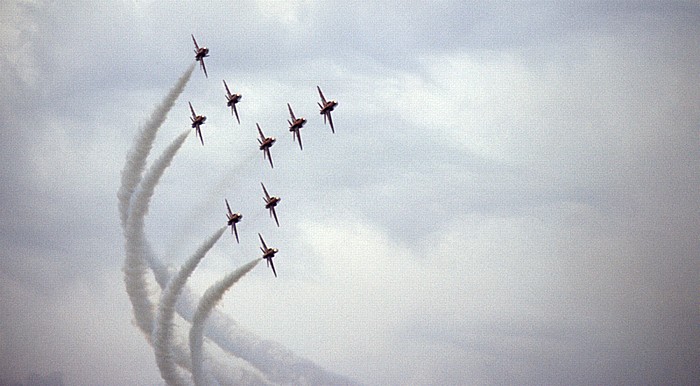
320, 101, 337, 114
265, 197, 280, 209
227, 213, 242, 225
262, 249, 278, 260
195, 48, 209, 61
191, 116, 206, 128
289, 118, 306, 131
227, 94, 242, 106
259, 137, 275, 150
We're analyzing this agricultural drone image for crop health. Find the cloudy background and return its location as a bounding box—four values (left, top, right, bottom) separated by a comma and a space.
1, 1, 699, 385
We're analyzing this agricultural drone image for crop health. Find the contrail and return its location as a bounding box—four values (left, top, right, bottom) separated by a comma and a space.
154, 226, 227, 386
147, 252, 356, 385
118, 63, 195, 230
122, 129, 271, 385
118, 62, 355, 385
190, 258, 261, 386
123, 129, 190, 337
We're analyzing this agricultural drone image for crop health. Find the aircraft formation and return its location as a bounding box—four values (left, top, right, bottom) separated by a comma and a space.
189, 35, 339, 277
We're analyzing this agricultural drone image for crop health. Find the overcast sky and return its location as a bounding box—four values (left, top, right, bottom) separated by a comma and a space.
1, 1, 699, 385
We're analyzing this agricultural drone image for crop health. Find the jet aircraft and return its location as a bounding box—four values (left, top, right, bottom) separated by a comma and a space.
258, 233, 279, 277
317, 86, 338, 133
287, 103, 306, 150
257, 123, 276, 169
189, 101, 206, 145
261, 182, 281, 227
192, 34, 209, 78
225, 199, 243, 243
223, 80, 242, 124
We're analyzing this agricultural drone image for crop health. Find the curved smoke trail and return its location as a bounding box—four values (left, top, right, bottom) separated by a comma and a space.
121, 130, 271, 385
113, 63, 269, 383
118, 63, 195, 229
190, 258, 261, 386
119, 61, 356, 385
123, 129, 190, 337
147, 254, 355, 384
154, 226, 227, 386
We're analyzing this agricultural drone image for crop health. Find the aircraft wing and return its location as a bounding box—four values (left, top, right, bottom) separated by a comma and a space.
317, 86, 327, 103
269, 258, 277, 277
265, 149, 274, 168
233, 223, 239, 243
223, 79, 231, 96
189, 102, 196, 117
258, 233, 268, 250
295, 130, 303, 150
271, 207, 279, 227
225, 199, 232, 215
327, 111, 335, 133
233, 104, 240, 124
256, 124, 265, 140
287, 103, 296, 120
201, 59, 208, 78
196, 127, 204, 146
192, 34, 199, 50
261, 182, 270, 199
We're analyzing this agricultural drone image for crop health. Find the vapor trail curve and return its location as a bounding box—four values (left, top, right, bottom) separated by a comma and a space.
123, 129, 190, 337
153, 226, 226, 385
118, 63, 195, 230
190, 258, 261, 386
122, 129, 271, 385
154, 226, 227, 386
118, 62, 355, 385
146, 253, 356, 385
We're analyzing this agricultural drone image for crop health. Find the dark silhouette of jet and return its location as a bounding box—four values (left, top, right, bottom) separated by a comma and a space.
317, 86, 338, 133
189, 101, 206, 145
223, 80, 242, 124
287, 103, 306, 150
191, 34, 209, 78
261, 182, 280, 227
257, 123, 276, 169
225, 199, 242, 243
258, 233, 279, 277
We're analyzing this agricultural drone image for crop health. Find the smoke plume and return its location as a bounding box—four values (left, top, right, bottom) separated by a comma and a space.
154, 226, 227, 386
118, 63, 195, 230
189, 258, 261, 386
123, 129, 190, 337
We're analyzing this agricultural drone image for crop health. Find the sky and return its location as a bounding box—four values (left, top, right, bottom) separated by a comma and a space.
1, 1, 699, 385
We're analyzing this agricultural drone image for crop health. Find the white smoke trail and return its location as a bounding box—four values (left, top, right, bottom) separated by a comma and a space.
190, 258, 261, 386
146, 252, 355, 385
117, 62, 354, 385
123, 129, 190, 337
121, 129, 272, 385
154, 226, 227, 386
118, 63, 195, 230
